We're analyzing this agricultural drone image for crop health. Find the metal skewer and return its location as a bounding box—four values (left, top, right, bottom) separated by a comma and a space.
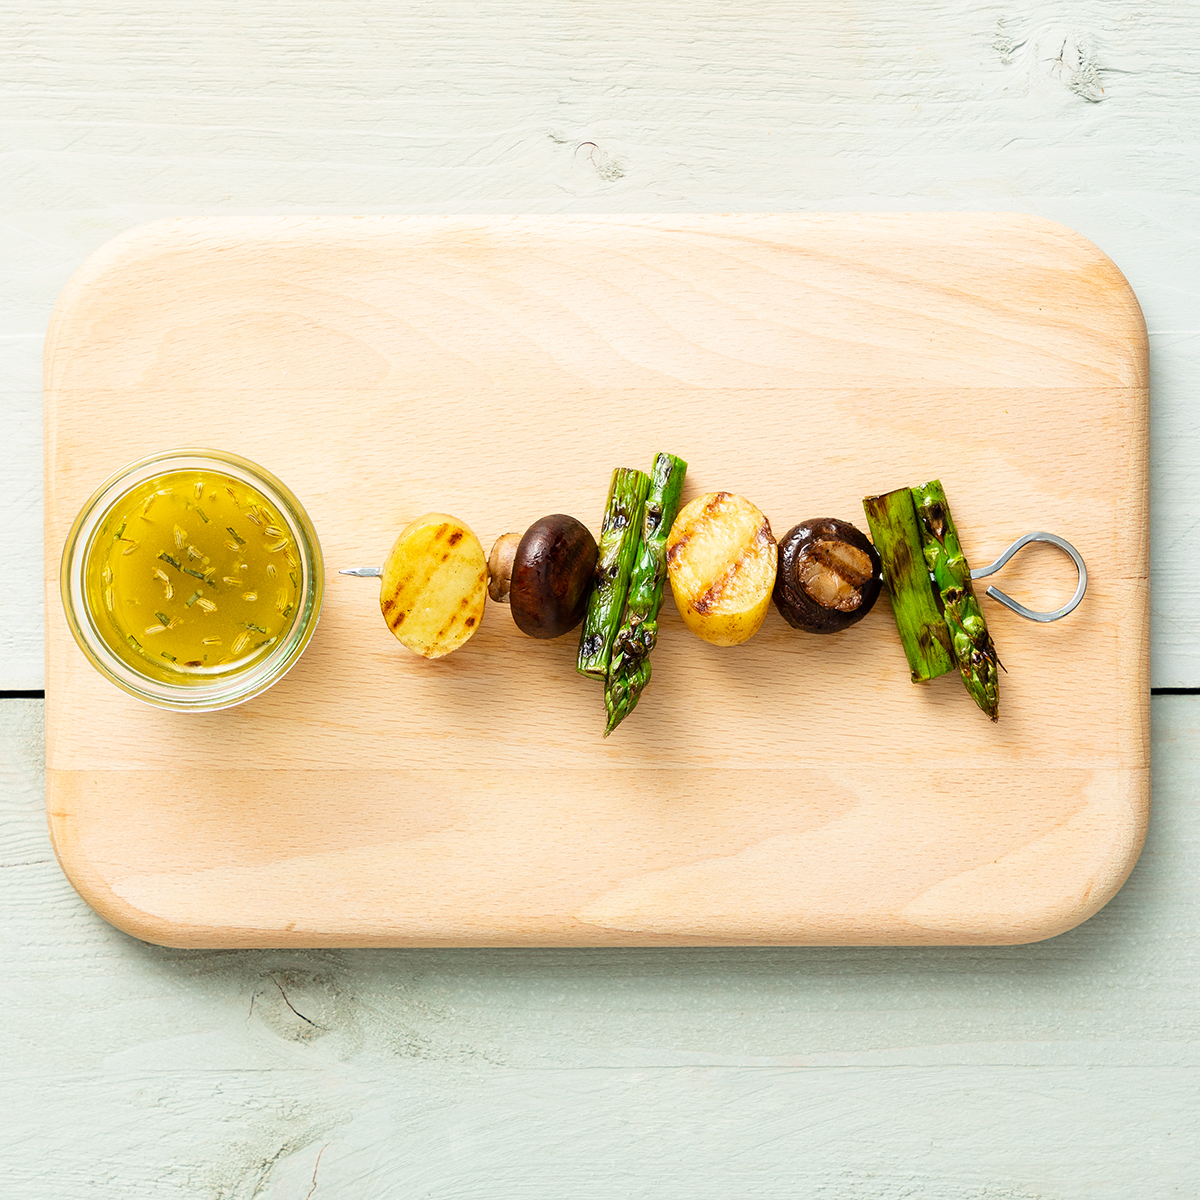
969, 532, 1087, 622
341, 532, 1088, 622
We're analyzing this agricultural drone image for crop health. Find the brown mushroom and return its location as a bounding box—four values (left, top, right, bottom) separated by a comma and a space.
773, 517, 883, 633
510, 515, 598, 639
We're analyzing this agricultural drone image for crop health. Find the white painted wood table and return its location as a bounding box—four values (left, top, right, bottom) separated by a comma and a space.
2, 4, 1197, 1195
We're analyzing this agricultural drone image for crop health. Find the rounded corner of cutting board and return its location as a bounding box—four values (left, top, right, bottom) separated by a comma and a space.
45, 219, 196, 381
1011, 213, 1148, 353
46, 790, 208, 950
52, 218, 193, 293
901, 766, 1150, 949
48, 858, 187, 949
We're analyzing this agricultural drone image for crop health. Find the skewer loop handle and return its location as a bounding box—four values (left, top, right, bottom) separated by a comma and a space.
969, 532, 1087, 622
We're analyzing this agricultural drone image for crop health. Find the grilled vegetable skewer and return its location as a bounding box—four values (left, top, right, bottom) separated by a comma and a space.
911, 479, 1000, 721
577, 467, 651, 680
862, 488, 955, 682
605, 453, 688, 735
344, 466, 1062, 732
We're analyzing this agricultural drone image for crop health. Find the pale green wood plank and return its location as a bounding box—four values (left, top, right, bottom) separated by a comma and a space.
1150, 331, 1200, 686
3, 1064, 1197, 1198
3, 695, 1199, 1195
0, 337, 43, 691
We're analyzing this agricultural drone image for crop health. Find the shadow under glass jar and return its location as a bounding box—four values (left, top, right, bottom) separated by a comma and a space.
61, 449, 324, 711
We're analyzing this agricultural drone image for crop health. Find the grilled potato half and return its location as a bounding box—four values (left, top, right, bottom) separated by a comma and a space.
380, 513, 487, 658
666, 492, 778, 646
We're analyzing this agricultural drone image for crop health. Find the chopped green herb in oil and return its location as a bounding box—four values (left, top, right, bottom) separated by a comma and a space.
85, 469, 302, 680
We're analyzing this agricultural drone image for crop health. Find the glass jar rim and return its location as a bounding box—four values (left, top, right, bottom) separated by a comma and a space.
60, 448, 324, 712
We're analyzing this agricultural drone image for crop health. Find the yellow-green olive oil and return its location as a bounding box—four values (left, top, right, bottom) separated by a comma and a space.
84, 471, 300, 682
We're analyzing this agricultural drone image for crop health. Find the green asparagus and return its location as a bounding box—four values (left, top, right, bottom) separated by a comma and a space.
911, 479, 1000, 721
577, 466, 650, 680
604, 452, 688, 735
862, 487, 955, 683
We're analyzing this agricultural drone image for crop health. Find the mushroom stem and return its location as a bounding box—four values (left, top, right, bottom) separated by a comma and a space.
487, 532, 522, 603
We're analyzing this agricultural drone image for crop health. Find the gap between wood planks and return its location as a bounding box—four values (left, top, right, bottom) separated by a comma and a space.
2, 690, 1199, 699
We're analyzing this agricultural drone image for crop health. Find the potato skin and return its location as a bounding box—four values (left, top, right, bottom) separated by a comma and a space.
773, 517, 883, 634
509, 514, 598, 639
380, 513, 487, 658
666, 492, 777, 647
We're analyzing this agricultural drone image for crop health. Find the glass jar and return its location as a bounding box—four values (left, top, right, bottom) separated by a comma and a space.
60, 448, 324, 711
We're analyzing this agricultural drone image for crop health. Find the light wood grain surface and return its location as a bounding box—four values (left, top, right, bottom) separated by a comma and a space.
3, 2, 1198, 1195
44, 213, 1148, 948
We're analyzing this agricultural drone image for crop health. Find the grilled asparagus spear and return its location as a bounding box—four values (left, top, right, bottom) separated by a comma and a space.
604, 452, 688, 734
577, 467, 650, 680
911, 479, 1000, 721
862, 487, 955, 683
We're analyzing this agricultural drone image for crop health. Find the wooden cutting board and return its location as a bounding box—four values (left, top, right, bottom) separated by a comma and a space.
43, 214, 1149, 948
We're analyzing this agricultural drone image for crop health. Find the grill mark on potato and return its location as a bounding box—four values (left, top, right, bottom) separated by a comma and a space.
666, 533, 688, 565
668, 504, 725, 564
447, 529, 463, 546
670, 495, 745, 558
694, 554, 746, 615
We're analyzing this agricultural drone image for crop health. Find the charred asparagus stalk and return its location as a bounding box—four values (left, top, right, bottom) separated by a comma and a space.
862, 487, 955, 683
604, 452, 688, 734
577, 466, 651, 680
911, 479, 1000, 721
